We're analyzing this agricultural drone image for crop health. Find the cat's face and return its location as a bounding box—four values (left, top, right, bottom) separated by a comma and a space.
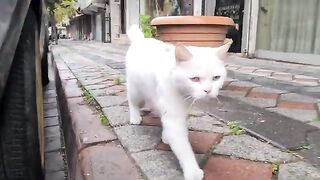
171, 44, 229, 100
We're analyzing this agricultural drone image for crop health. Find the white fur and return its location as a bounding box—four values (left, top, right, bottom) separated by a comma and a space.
126, 25, 229, 180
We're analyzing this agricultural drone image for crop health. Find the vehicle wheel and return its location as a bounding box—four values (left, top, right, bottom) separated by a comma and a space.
0, 7, 44, 180
42, 33, 50, 86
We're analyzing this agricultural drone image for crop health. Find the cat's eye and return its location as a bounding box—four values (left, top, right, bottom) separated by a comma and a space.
212, 76, 221, 81
190, 77, 200, 82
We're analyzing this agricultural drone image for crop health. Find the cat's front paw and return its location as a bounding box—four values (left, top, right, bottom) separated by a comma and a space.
161, 132, 169, 144
130, 115, 142, 125
184, 168, 204, 180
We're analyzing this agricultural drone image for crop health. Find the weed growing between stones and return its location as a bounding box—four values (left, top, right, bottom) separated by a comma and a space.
227, 121, 246, 135
272, 162, 280, 175
99, 113, 109, 126
114, 77, 125, 85
78, 81, 109, 126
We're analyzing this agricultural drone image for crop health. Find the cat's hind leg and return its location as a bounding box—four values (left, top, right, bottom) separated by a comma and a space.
127, 83, 144, 125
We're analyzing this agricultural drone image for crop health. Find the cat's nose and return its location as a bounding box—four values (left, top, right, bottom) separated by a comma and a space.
204, 89, 211, 94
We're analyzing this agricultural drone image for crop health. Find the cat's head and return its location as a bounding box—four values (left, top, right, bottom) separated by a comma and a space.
171, 43, 230, 100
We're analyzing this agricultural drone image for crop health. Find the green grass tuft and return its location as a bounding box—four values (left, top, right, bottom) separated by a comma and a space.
227, 121, 246, 135
272, 162, 280, 175
99, 113, 109, 126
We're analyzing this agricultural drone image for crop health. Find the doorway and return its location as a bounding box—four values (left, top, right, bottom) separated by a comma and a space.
215, 0, 244, 52
120, 0, 126, 34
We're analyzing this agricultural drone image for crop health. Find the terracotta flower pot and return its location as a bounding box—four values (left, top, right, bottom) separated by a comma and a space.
151, 16, 234, 47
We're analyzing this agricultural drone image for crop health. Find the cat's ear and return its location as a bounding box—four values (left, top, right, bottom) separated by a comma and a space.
175, 45, 193, 62
215, 42, 232, 60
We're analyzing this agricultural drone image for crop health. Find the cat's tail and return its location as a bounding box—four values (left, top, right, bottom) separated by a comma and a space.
128, 24, 144, 42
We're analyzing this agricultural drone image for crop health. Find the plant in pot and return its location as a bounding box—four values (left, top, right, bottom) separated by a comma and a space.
150, 16, 235, 48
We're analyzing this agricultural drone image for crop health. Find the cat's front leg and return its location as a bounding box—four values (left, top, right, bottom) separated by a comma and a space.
162, 118, 204, 180
127, 86, 143, 125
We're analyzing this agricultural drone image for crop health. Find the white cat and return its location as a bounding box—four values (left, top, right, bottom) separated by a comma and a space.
125, 25, 230, 180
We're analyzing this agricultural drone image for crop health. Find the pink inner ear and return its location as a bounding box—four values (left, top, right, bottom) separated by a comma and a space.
175, 45, 193, 62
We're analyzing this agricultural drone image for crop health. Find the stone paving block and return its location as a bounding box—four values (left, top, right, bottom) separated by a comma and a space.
44, 102, 58, 110
247, 91, 279, 99
277, 101, 316, 110
203, 156, 273, 180
225, 77, 239, 82
45, 135, 62, 152
59, 70, 76, 80
55, 59, 69, 71
44, 89, 57, 98
278, 162, 320, 180
309, 121, 320, 129
250, 86, 288, 94
228, 81, 261, 88
268, 107, 318, 122
45, 171, 66, 180
45, 116, 59, 127
45, 151, 65, 173
236, 66, 258, 73
45, 108, 59, 118
105, 85, 126, 95
102, 106, 130, 126
90, 89, 108, 97
79, 142, 141, 180
294, 75, 318, 80
271, 72, 293, 81
73, 72, 102, 78
85, 84, 109, 90
116, 90, 127, 97
219, 90, 248, 98
142, 112, 162, 127
61, 79, 82, 98
188, 114, 231, 134
156, 131, 222, 154
95, 95, 127, 108
279, 93, 318, 103
114, 125, 162, 152
132, 150, 184, 180
239, 97, 277, 108
306, 131, 320, 159
81, 78, 108, 86
45, 126, 61, 138
292, 79, 319, 86
252, 69, 273, 77
223, 85, 252, 92
67, 98, 117, 147
213, 135, 297, 163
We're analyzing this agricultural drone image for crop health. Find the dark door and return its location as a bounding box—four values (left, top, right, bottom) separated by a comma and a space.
120, 0, 126, 34
105, 13, 111, 43
215, 0, 244, 52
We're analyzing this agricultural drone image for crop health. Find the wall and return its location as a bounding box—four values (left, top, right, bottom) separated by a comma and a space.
110, 0, 121, 40
126, 0, 140, 33
95, 13, 102, 41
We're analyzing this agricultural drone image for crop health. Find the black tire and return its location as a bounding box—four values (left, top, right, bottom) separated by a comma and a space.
41, 34, 50, 86
0, 8, 43, 180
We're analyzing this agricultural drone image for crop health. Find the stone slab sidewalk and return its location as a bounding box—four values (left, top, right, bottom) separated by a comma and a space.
44, 53, 68, 180
51, 40, 320, 180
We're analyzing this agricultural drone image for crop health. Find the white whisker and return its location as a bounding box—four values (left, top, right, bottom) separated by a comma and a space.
188, 98, 197, 111
184, 95, 193, 101
216, 96, 221, 104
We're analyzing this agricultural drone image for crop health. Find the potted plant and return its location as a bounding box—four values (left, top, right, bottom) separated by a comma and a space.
151, 16, 234, 47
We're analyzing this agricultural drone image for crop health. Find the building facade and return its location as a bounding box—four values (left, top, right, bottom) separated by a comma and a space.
68, 0, 320, 65
203, 0, 320, 65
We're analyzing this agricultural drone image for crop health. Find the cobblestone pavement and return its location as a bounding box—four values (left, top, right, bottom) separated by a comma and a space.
51, 40, 320, 180
44, 54, 68, 180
